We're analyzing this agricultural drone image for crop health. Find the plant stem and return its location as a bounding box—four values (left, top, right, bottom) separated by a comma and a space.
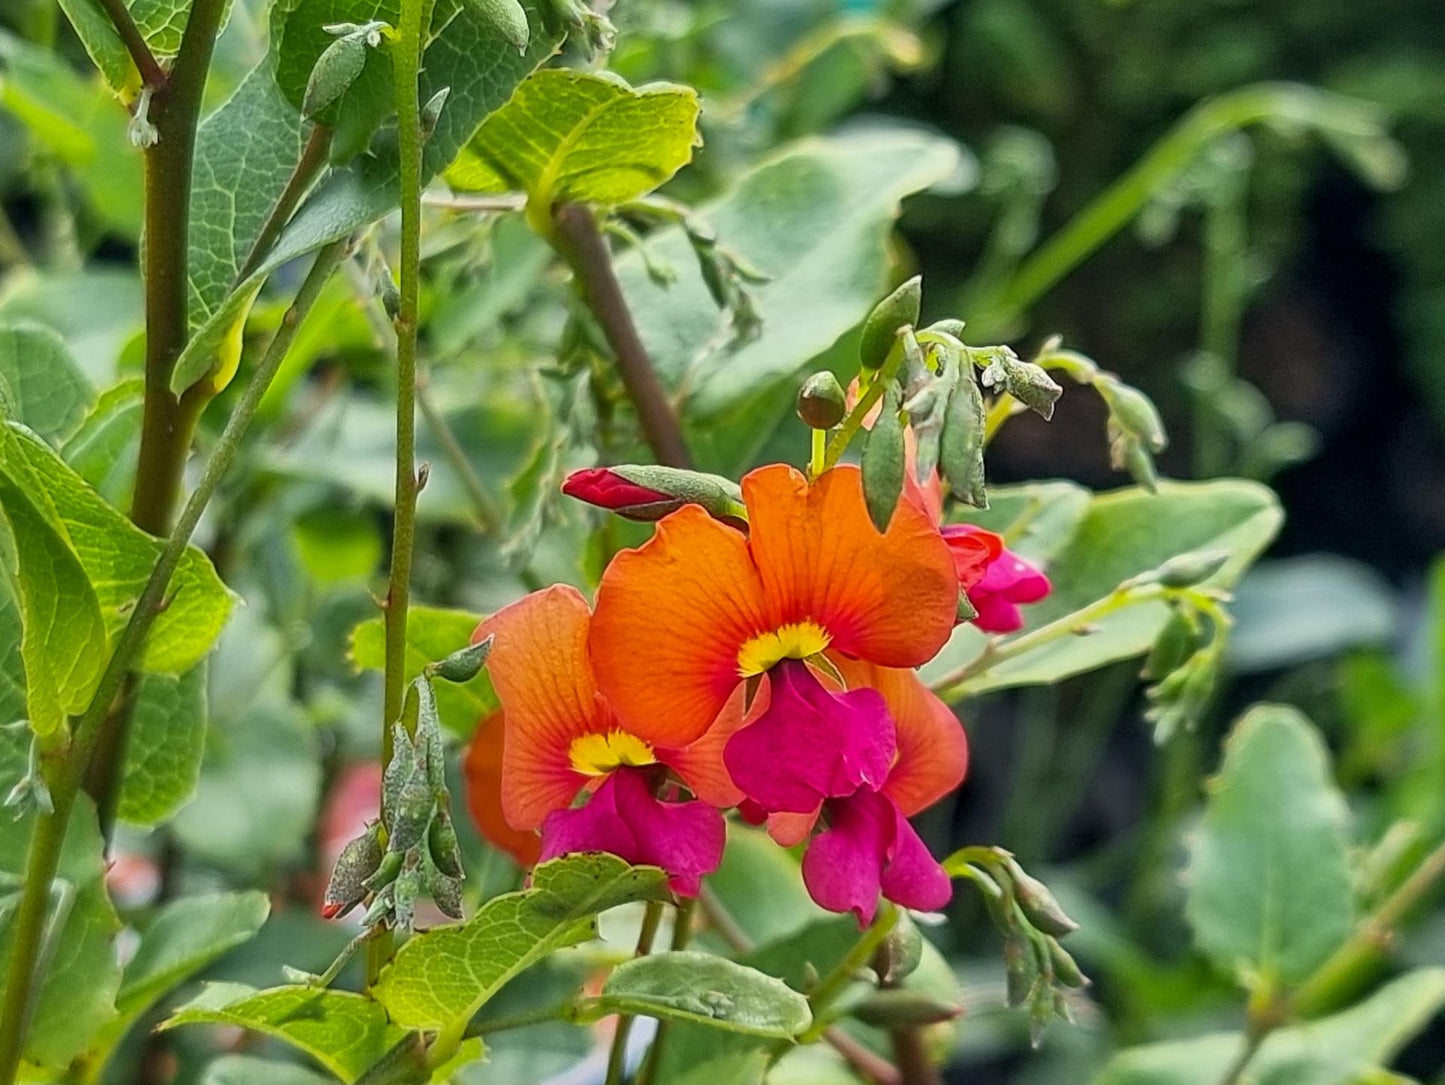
1215, 1019, 1270, 1085
236, 124, 334, 283
0, 242, 346, 1085
551, 202, 692, 469
604, 900, 666, 1085
796, 904, 898, 1044
416, 376, 503, 534
465, 1000, 582, 1038
96, 0, 167, 87
986, 85, 1373, 333
635, 898, 697, 1085
372, 0, 426, 989
874, 942, 941, 1085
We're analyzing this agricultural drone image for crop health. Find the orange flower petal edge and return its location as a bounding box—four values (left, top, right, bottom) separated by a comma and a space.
463, 711, 543, 868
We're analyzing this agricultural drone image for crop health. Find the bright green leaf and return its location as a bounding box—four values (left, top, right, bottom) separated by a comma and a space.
594, 952, 811, 1038
117, 662, 209, 826
292, 506, 382, 584
0, 321, 94, 441
54, 0, 234, 89
164, 983, 409, 1083
61, 378, 144, 506
0, 422, 234, 676
1185, 704, 1355, 988
926, 480, 1283, 695
1092, 968, 1445, 1085
0, 580, 24, 724
374, 853, 672, 1031
0, 778, 121, 1067
350, 605, 497, 735
447, 68, 700, 210
120, 891, 272, 1014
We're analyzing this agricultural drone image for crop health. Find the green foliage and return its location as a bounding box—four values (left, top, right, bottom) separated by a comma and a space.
1185, 705, 1356, 989
117, 663, 209, 826
374, 853, 671, 1030
447, 69, 700, 213
349, 605, 497, 735
165, 983, 410, 1083
0, 322, 93, 441
593, 951, 812, 1038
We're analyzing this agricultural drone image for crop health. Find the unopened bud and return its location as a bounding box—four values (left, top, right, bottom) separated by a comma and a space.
364, 848, 405, 894
379, 269, 401, 321
561, 465, 746, 528
429, 635, 493, 684
1153, 549, 1230, 589
427, 810, 465, 879
941, 373, 987, 508
323, 823, 384, 919
1007, 862, 1078, 937
1002, 933, 1036, 1008
1141, 608, 1198, 681
875, 912, 924, 985
862, 385, 905, 532
1097, 376, 1166, 451
1001, 358, 1063, 420
853, 989, 963, 1028
1046, 939, 1088, 989
386, 777, 435, 854
927, 318, 966, 340
425, 861, 464, 919
420, 87, 450, 141
464, 0, 530, 51
859, 277, 922, 371
303, 34, 367, 119
796, 372, 847, 429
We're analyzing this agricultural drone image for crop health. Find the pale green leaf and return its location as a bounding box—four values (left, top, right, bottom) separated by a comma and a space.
374, 853, 672, 1031
164, 983, 409, 1083
54, 0, 234, 89
61, 378, 144, 505
349, 605, 497, 735
0, 321, 93, 441
175, 0, 563, 393
202, 1056, 334, 1085
0, 782, 121, 1067
616, 131, 966, 445
117, 662, 209, 826
0, 267, 142, 383
1185, 704, 1355, 988
0, 421, 234, 676
595, 952, 811, 1038
1092, 968, 1445, 1085
120, 891, 272, 1014
448, 68, 700, 207
926, 480, 1283, 695
956, 480, 1092, 565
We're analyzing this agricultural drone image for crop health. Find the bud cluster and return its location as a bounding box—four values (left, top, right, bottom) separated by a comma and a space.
1139, 585, 1232, 743
947, 846, 1088, 1046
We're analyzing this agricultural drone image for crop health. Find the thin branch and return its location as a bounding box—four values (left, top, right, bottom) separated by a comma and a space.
604, 900, 665, 1085
95, 0, 167, 87
551, 202, 693, 469
237, 124, 334, 284
416, 377, 503, 535
0, 242, 347, 1085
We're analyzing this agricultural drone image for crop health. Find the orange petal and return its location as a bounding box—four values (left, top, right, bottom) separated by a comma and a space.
477, 585, 605, 830
661, 684, 752, 808
836, 657, 967, 816
743, 464, 957, 668
591, 505, 770, 746
463, 711, 543, 867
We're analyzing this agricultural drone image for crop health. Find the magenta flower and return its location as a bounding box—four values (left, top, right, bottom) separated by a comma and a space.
942, 524, 1051, 633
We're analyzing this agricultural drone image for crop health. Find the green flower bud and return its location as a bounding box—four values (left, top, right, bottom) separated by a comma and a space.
425, 860, 464, 920
941, 373, 987, 508
1046, 939, 1088, 989
1154, 549, 1230, 589
796, 371, 847, 429
463, 0, 530, 52
1003, 933, 1036, 1009
927, 318, 967, 339
429, 635, 493, 684
323, 823, 385, 919
386, 777, 435, 855
428, 810, 465, 879
363, 849, 405, 894
862, 385, 905, 532
420, 87, 450, 141
1141, 607, 1199, 681
303, 35, 367, 119
1007, 862, 1078, 937
1098, 376, 1167, 451
853, 989, 963, 1028
859, 277, 922, 371
875, 911, 924, 984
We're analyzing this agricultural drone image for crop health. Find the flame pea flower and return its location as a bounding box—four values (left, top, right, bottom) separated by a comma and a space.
940, 524, 1051, 634
589, 464, 958, 818
470, 585, 743, 896
755, 658, 967, 924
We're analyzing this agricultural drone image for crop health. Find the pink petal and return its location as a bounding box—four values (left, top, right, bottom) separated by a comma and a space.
724, 660, 897, 814
538, 768, 725, 896
879, 804, 953, 913
969, 591, 1024, 633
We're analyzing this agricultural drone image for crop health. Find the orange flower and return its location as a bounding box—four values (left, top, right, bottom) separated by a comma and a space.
465, 585, 740, 894
589, 464, 958, 747
463, 712, 542, 868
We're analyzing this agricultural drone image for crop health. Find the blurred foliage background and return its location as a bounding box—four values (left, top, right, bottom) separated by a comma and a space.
1, 0, 1444, 1082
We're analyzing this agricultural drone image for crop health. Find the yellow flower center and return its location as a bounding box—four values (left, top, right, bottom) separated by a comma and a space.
736, 621, 832, 677
568, 730, 657, 776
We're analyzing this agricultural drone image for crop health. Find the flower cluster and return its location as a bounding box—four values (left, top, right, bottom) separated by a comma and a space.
465, 463, 1051, 923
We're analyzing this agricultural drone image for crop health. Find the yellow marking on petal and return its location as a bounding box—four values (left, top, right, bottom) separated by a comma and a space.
737, 621, 832, 677
568, 730, 657, 776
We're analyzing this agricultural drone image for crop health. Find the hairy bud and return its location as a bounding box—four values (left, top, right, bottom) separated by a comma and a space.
859, 277, 922, 371
796, 371, 847, 430
562, 465, 746, 527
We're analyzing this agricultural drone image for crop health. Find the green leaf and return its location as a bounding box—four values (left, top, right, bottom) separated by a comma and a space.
120, 891, 272, 1015
927, 479, 1282, 695
0, 782, 121, 1067
201, 1055, 335, 1085
61, 378, 144, 506
117, 662, 209, 826
0, 448, 107, 736
0, 580, 25, 724
0, 267, 142, 383
617, 130, 966, 450
1092, 968, 1445, 1085
171, 700, 322, 877
292, 506, 382, 584
54, 0, 234, 89
1184, 704, 1355, 988
350, 605, 497, 735
594, 952, 811, 1038
164, 983, 409, 1083
956, 480, 1092, 565
447, 68, 700, 210
0, 421, 234, 676
374, 853, 672, 1031
175, 1, 563, 393
0, 321, 94, 441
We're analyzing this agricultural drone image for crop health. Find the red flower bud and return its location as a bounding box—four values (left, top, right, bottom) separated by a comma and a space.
561, 465, 747, 528
562, 467, 675, 512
